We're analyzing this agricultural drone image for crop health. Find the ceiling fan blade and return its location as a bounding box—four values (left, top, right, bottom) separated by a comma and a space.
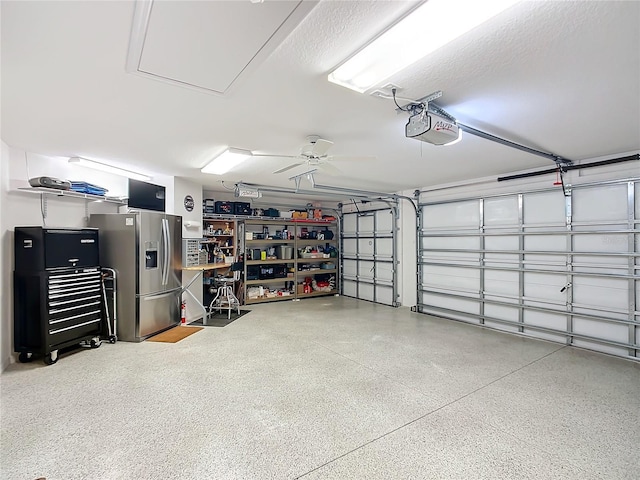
327, 155, 376, 162
311, 138, 333, 157
318, 162, 342, 176
273, 162, 305, 174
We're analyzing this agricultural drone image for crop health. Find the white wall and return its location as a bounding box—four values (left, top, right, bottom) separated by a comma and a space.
174, 177, 204, 322
398, 190, 418, 309
1, 141, 10, 372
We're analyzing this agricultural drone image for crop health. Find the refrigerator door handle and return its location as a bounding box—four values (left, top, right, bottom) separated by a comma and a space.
139, 287, 182, 301
161, 218, 170, 285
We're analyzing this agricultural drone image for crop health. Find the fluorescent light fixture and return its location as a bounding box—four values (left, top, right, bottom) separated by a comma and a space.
68, 157, 151, 181
328, 0, 520, 93
201, 148, 252, 175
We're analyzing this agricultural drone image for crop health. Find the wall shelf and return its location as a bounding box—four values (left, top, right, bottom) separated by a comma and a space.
17, 187, 126, 204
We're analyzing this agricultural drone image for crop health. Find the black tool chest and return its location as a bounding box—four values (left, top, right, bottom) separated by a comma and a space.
14, 227, 103, 365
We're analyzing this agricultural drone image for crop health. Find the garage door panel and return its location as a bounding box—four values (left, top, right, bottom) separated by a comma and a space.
359, 283, 374, 302
375, 286, 394, 305
422, 201, 479, 228
572, 277, 628, 310
573, 253, 628, 268
485, 253, 519, 264
343, 239, 357, 255
375, 210, 393, 231
343, 280, 357, 298
521, 309, 568, 343
358, 215, 375, 233
483, 321, 520, 333
376, 263, 395, 283
484, 270, 519, 296
358, 238, 374, 256
484, 196, 518, 226
572, 340, 628, 357
342, 209, 397, 306
421, 275, 478, 292
573, 232, 628, 253
343, 215, 357, 233
523, 309, 564, 330
573, 184, 628, 222
485, 235, 519, 250
377, 238, 393, 257
484, 304, 519, 333
422, 265, 479, 290
358, 260, 375, 280
423, 236, 480, 250
342, 259, 357, 277
524, 272, 566, 299
423, 251, 479, 263
524, 253, 564, 268
524, 234, 566, 251
421, 292, 479, 315
419, 180, 638, 360
523, 191, 566, 225
573, 317, 628, 343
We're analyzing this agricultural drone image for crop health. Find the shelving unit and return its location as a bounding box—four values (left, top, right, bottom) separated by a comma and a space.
243, 219, 338, 304
200, 217, 239, 307
201, 217, 237, 262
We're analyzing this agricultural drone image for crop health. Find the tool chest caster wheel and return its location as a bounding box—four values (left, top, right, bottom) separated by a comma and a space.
90, 338, 101, 349
44, 351, 58, 365
18, 352, 33, 363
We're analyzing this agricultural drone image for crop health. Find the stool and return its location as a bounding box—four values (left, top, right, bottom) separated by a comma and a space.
208, 278, 240, 320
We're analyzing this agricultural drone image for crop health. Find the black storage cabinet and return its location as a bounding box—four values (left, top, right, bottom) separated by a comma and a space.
14, 227, 103, 365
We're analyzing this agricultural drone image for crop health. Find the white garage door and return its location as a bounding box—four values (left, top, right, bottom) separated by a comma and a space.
418, 179, 639, 360
342, 207, 398, 306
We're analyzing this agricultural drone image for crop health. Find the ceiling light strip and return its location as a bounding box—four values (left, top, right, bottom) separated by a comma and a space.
329, 0, 520, 93
68, 157, 151, 181
201, 148, 253, 175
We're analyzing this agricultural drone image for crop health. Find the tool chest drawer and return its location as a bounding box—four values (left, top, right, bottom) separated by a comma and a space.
46, 269, 103, 345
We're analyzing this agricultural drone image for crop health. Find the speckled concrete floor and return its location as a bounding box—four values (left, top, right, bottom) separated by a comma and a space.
2, 296, 639, 480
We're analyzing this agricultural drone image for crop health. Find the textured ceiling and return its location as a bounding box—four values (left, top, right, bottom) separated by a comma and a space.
2, 0, 639, 199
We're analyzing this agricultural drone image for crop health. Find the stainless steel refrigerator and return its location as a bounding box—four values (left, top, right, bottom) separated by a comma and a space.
89, 212, 182, 342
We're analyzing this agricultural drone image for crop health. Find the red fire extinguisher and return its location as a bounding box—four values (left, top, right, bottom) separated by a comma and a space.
181, 301, 187, 324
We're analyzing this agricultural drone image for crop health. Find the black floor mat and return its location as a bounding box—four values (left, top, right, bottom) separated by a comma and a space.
188, 310, 250, 327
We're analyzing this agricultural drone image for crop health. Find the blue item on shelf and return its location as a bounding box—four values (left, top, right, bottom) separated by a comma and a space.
69, 181, 108, 196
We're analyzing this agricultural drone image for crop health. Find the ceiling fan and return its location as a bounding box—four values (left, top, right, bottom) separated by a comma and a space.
253, 135, 373, 176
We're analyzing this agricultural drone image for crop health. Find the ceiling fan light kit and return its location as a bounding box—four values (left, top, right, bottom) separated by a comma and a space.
328, 0, 520, 94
